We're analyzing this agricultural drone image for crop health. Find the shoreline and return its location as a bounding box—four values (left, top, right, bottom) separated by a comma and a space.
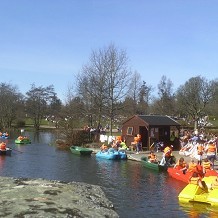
92, 148, 218, 171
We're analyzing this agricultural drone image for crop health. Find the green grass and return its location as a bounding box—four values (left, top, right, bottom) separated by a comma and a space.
25, 118, 51, 126
209, 118, 218, 127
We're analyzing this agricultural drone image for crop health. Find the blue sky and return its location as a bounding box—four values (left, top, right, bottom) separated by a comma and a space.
0, 0, 218, 102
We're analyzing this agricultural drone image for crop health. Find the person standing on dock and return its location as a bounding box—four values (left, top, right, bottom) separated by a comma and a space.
135, 134, 142, 154
205, 141, 217, 169
196, 140, 204, 165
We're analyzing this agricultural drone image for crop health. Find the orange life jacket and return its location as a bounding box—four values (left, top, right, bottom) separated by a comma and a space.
197, 144, 204, 155
207, 144, 216, 153
189, 177, 200, 185
188, 162, 197, 172
116, 136, 122, 143
203, 161, 211, 170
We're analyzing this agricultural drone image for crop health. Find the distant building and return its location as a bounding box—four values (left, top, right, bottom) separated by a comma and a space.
121, 115, 181, 150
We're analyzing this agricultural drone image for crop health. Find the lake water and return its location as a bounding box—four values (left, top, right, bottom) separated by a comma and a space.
1, 131, 218, 218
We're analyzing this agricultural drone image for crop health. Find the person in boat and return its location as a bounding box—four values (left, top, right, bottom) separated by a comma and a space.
189, 171, 208, 192
202, 158, 213, 174
187, 159, 197, 173
101, 144, 108, 152
3, 132, 9, 137
0, 142, 6, 151
174, 157, 187, 174
18, 135, 24, 140
114, 136, 122, 150
148, 151, 158, 163
195, 164, 204, 179
163, 145, 175, 165
205, 140, 217, 169
119, 141, 128, 150
111, 139, 119, 150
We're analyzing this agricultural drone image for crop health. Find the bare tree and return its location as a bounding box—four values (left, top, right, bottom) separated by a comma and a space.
151, 75, 175, 115
103, 44, 132, 135
127, 71, 142, 114
176, 76, 216, 130
77, 44, 132, 135
77, 50, 109, 128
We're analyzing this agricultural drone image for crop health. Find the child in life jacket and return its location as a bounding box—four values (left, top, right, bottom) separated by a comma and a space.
148, 151, 158, 163
174, 157, 187, 174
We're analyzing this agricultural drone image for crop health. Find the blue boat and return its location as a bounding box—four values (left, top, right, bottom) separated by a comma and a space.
96, 148, 127, 160
117, 149, 127, 159
0, 136, 9, 139
0, 132, 9, 139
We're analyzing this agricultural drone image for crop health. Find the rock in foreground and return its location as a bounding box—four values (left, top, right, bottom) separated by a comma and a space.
0, 176, 119, 217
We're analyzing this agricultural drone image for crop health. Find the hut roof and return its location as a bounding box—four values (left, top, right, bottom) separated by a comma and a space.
123, 115, 180, 126
138, 115, 180, 126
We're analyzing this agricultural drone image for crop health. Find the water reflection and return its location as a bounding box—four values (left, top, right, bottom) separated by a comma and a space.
0, 156, 6, 170
179, 201, 218, 218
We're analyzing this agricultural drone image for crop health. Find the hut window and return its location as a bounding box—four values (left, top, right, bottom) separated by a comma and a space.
127, 127, 133, 135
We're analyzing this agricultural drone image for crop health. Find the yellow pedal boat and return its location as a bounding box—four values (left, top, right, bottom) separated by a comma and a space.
178, 176, 218, 206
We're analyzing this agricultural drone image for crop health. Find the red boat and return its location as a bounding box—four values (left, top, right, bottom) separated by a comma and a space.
167, 167, 218, 183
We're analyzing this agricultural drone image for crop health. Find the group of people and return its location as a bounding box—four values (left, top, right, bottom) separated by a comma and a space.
180, 137, 217, 169
148, 145, 176, 165
147, 137, 217, 190
17, 135, 29, 141
100, 135, 128, 152
174, 148, 217, 192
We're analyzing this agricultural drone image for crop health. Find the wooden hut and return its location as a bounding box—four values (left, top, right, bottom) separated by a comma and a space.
121, 115, 181, 151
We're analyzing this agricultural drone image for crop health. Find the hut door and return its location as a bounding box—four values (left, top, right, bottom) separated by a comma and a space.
159, 127, 170, 144
139, 126, 148, 150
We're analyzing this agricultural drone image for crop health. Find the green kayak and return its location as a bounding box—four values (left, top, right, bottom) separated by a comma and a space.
70, 146, 93, 155
141, 156, 168, 172
15, 139, 31, 144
